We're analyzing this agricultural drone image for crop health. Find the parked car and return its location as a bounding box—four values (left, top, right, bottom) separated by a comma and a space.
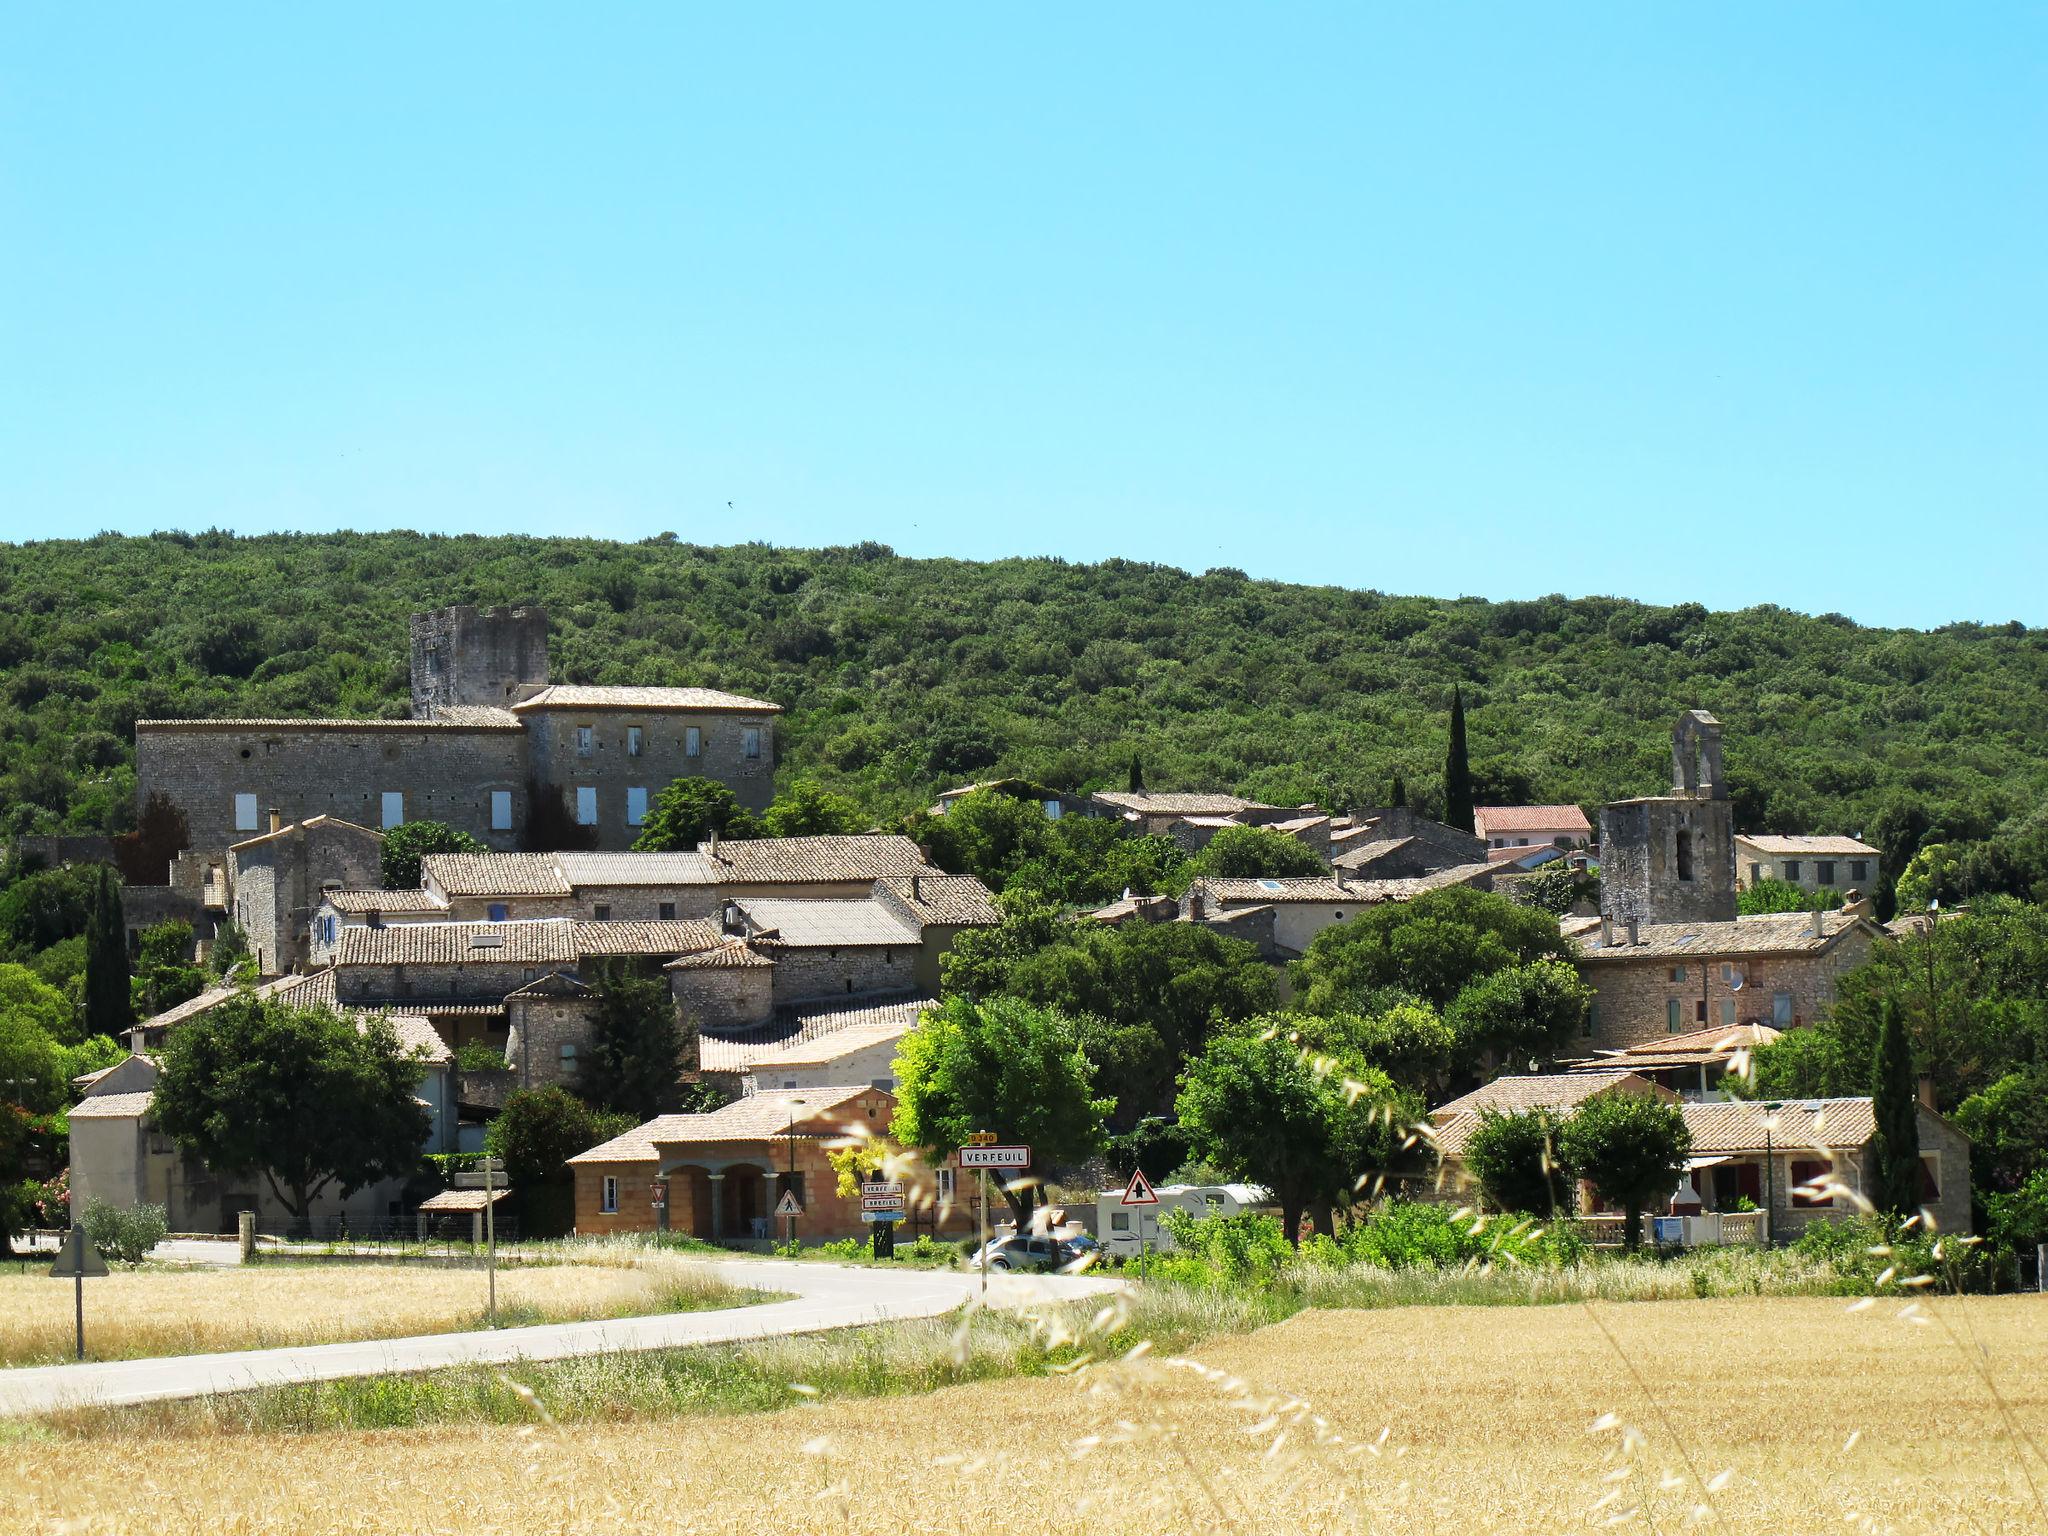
970, 1232, 1098, 1272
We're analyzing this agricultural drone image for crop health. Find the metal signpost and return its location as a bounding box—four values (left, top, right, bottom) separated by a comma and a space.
861, 1181, 905, 1259
1121, 1167, 1160, 1277
48, 1223, 108, 1360
959, 1137, 1030, 1297
775, 1187, 804, 1247
457, 1156, 507, 1324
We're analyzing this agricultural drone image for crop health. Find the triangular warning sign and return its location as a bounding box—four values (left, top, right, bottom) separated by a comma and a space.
48, 1224, 109, 1279
1120, 1169, 1159, 1207
774, 1189, 803, 1218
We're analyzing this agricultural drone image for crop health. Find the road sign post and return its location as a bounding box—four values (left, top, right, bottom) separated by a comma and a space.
960, 1139, 1029, 1296
1120, 1167, 1160, 1278
775, 1187, 804, 1249
48, 1224, 108, 1360
477, 1156, 504, 1327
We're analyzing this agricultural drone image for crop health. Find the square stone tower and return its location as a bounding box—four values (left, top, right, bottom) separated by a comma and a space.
409, 605, 551, 718
1599, 710, 1737, 926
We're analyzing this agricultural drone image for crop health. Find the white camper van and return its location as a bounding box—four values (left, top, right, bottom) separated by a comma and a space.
1095, 1182, 1271, 1259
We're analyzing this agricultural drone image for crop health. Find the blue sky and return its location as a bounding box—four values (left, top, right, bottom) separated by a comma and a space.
3, 7, 2041, 628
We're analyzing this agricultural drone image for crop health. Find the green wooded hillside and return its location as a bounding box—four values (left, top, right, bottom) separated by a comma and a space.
6, 531, 2046, 883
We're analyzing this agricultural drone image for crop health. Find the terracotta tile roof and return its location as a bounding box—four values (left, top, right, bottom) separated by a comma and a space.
1431, 1070, 1652, 1122
417, 1188, 512, 1211
698, 994, 932, 1074
1330, 837, 1415, 871
1577, 910, 1874, 962
379, 1013, 454, 1063
1201, 877, 1356, 904
552, 851, 714, 886
512, 684, 781, 714
1563, 1025, 1780, 1073
569, 1085, 878, 1162
571, 919, 723, 957
325, 888, 445, 914
738, 898, 920, 948
67, 1091, 158, 1119
1735, 835, 1880, 858
335, 920, 581, 966
1682, 1097, 1877, 1154
665, 939, 775, 972
1268, 814, 1330, 835
705, 835, 934, 884
136, 716, 522, 732
425, 705, 522, 726
422, 853, 575, 897
875, 873, 1002, 927
1092, 791, 1273, 817
1474, 805, 1592, 836
227, 815, 384, 853
744, 1016, 919, 1073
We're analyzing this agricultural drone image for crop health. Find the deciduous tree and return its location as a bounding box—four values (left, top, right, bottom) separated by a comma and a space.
1558, 1092, 1690, 1250
1464, 1107, 1571, 1216
151, 995, 432, 1230
633, 778, 762, 853
381, 820, 486, 890
578, 959, 684, 1121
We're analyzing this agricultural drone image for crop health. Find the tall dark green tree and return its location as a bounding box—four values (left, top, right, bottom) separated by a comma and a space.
1389, 773, 1407, 809
1127, 752, 1144, 794
1443, 686, 1474, 834
579, 959, 684, 1120
83, 865, 132, 1039
1869, 995, 1923, 1219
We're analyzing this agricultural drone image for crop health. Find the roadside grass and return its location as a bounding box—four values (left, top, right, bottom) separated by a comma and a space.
0, 1251, 757, 1369
12, 1294, 2045, 1533
23, 1283, 1287, 1440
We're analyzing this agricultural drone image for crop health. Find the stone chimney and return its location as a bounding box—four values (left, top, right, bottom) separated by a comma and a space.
1626, 917, 1641, 947
721, 899, 743, 936
1334, 865, 1350, 892
127, 1026, 148, 1057
1600, 914, 1615, 948
1187, 885, 1207, 922
1841, 888, 1873, 919
1917, 1075, 1937, 1110
707, 828, 721, 862
1808, 908, 1825, 939
911, 872, 923, 903
267, 807, 281, 835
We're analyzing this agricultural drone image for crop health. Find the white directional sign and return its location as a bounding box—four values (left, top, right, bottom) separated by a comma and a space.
774, 1189, 803, 1218
958, 1144, 1030, 1170
859, 1181, 905, 1211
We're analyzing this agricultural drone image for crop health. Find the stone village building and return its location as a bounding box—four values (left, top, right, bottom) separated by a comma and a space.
1426, 1070, 1971, 1241
131, 602, 781, 883
1734, 834, 1881, 896
1574, 712, 1882, 1050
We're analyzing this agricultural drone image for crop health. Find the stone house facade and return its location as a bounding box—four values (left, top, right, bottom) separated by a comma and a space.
568, 1085, 964, 1244
1573, 909, 1880, 1052
227, 815, 384, 975
1734, 835, 1880, 895
135, 604, 781, 874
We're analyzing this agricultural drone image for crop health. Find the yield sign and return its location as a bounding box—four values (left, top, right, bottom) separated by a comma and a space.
774, 1189, 803, 1218
1120, 1169, 1160, 1207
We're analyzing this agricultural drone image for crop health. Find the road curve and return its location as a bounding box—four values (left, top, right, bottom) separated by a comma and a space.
0, 1256, 1122, 1418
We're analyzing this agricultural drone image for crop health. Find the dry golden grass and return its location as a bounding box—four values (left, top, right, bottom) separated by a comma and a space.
10, 1293, 2045, 1533
0, 1252, 740, 1367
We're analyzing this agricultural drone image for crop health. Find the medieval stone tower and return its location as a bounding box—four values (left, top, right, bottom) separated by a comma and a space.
408, 604, 551, 718
1599, 710, 1738, 927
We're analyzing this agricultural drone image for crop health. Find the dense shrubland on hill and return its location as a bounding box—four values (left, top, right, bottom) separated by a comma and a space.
6, 530, 2048, 877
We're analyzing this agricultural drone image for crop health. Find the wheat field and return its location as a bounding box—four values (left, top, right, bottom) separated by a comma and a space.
10, 1293, 2044, 1534
0, 1252, 740, 1367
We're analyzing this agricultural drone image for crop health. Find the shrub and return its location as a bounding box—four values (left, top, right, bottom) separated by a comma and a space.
1790, 1213, 1991, 1293
79, 1197, 168, 1263
452, 1042, 509, 1072
1341, 1200, 1585, 1270
1155, 1208, 1294, 1285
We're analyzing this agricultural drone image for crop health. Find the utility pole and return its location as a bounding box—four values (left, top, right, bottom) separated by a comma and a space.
484, 1155, 499, 1328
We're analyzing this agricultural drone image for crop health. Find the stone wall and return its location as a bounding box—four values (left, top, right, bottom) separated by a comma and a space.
1578, 930, 1875, 1051
335, 959, 562, 1004
670, 963, 776, 1040
769, 946, 919, 1004
505, 993, 600, 1089
231, 820, 384, 975
524, 706, 777, 843
409, 604, 550, 717
1600, 796, 1737, 927
137, 722, 529, 862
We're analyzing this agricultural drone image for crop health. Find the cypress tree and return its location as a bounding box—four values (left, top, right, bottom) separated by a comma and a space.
1127, 752, 1145, 794
83, 864, 134, 1038
1389, 773, 1407, 809
1443, 686, 1474, 834
1869, 995, 1922, 1219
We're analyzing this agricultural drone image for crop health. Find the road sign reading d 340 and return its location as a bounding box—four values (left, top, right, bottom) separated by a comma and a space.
957, 1144, 1029, 1170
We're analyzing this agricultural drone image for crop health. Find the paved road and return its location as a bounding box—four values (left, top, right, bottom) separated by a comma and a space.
0, 1254, 1121, 1418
